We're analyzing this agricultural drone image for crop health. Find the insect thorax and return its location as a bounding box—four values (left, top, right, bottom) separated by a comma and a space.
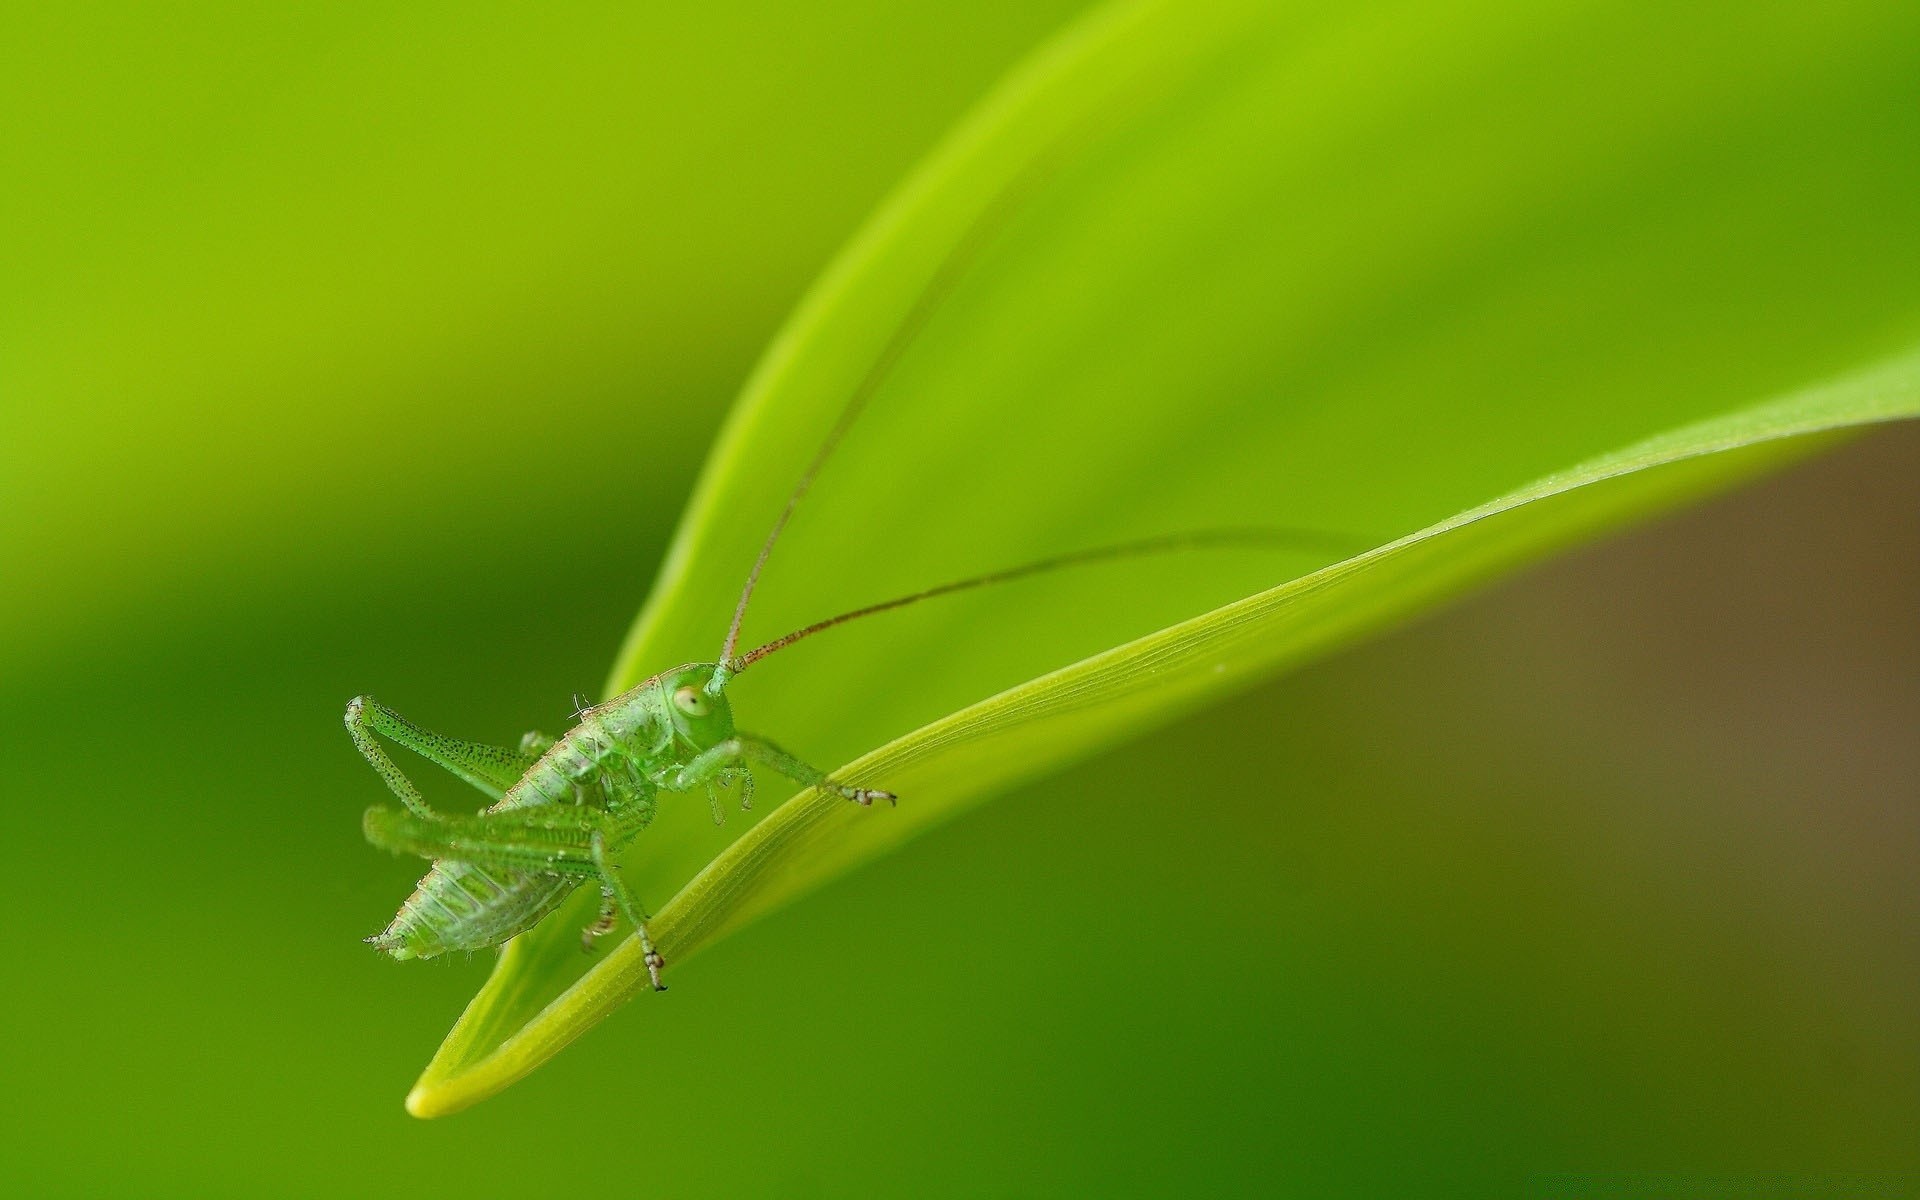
488, 663, 731, 815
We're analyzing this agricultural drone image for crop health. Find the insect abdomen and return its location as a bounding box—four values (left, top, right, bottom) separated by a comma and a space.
369, 860, 575, 960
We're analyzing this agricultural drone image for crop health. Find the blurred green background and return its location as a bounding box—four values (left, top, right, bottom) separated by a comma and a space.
2, 2, 1915, 1196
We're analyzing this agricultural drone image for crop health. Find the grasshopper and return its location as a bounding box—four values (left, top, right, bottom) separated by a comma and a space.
349, 666, 889, 991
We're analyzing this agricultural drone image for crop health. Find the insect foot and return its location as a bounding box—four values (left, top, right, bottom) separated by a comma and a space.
644, 949, 666, 991
849, 787, 896, 808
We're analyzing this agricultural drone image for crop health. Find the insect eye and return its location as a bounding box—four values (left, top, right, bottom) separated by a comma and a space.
673, 686, 708, 717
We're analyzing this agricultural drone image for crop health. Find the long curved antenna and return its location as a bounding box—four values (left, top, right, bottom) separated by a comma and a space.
711, 139, 1081, 692
725, 526, 1371, 675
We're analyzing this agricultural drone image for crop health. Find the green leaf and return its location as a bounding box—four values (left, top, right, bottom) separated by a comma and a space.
405, 0, 1920, 1115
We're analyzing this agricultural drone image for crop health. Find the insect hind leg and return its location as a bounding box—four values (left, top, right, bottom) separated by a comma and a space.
345, 695, 542, 815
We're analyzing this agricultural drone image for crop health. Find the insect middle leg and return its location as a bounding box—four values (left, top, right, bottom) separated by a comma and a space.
590, 831, 666, 991
581, 889, 619, 952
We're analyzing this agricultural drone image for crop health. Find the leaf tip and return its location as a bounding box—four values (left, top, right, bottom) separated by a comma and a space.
404, 1070, 485, 1120
404, 1082, 445, 1120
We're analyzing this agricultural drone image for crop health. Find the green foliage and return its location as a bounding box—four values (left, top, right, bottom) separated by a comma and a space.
5, 1, 1917, 1190
406, 0, 1920, 1113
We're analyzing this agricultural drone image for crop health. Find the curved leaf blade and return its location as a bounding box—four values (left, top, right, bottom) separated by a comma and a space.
406, 0, 1920, 1114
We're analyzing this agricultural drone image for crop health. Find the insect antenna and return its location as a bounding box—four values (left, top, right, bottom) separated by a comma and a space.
724, 526, 1371, 675
710, 135, 1080, 695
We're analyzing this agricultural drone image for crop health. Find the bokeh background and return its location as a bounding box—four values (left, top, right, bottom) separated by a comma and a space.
2, 3, 1915, 1196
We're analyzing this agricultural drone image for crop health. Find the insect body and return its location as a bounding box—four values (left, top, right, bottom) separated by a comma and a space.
352, 664, 890, 990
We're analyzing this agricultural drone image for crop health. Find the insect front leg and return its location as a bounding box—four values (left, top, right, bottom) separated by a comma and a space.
589, 831, 665, 991
670, 735, 894, 807
345, 696, 543, 813
696, 769, 756, 825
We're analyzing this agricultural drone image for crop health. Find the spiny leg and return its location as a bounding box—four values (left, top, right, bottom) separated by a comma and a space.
669, 734, 894, 807
697, 771, 755, 823
700, 766, 755, 824
738, 732, 895, 806
590, 830, 665, 991
345, 695, 544, 814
